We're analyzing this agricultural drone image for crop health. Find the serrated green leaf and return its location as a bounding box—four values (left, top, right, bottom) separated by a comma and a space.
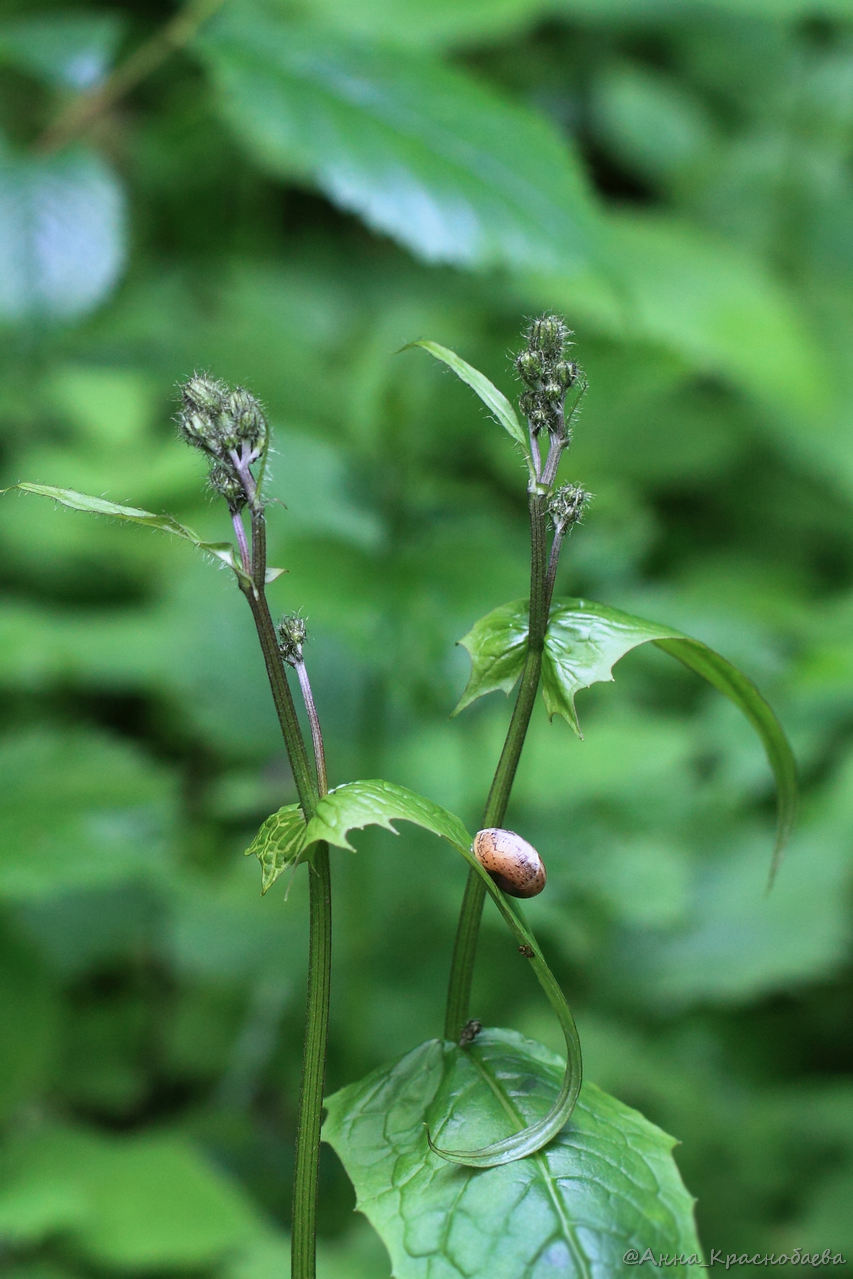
454, 598, 530, 714
4, 483, 250, 580
323, 1028, 702, 1279
304, 778, 472, 853
244, 801, 307, 894
0, 146, 125, 322
455, 597, 796, 882
195, 9, 600, 274
247, 779, 582, 1164
406, 340, 529, 451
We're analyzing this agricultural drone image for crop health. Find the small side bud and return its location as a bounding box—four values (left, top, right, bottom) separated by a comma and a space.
515, 350, 544, 385
542, 380, 563, 404
549, 483, 591, 531
528, 406, 551, 436
208, 462, 246, 513
277, 613, 307, 665
554, 360, 578, 390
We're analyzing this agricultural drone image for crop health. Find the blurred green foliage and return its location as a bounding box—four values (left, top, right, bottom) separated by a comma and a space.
0, 0, 851, 1274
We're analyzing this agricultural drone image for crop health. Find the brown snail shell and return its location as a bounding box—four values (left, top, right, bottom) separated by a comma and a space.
473, 828, 546, 899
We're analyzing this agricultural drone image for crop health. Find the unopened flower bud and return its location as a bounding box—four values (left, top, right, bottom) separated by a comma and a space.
208, 461, 246, 512
554, 360, 578, 390
181, 373, 227, 416
542, 381, 563, 404
529, 407, 551, 436
226, 387, 267, 449
277, 613, 307, 665
549, 483, 591, 531
527, 314, 570, 358
515, 350, 544, 385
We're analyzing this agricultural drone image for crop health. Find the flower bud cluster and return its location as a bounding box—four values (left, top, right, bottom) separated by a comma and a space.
549, 483, 591, 532
515, 315, 582, 438
277, 613, 307, 666
177, 374, 268, 512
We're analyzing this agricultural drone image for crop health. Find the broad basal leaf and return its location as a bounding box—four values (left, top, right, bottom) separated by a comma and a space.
3, 483, 285, 584
246, 779, 582, 1165
456, 596, 796, 882
324, 1028, 702, 1279
0, 145, 125, 322
196, 7, 600, 274
406, 339, 529, 453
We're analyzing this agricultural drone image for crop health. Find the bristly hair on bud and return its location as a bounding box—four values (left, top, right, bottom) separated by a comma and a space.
277, 612, 307, 666
549, 483, 591, 532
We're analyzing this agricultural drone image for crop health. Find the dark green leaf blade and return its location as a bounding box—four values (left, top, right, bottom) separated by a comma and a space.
406, 340, 528, 450
243, 802, 307, 895
324, 1028, 702, 1279
196, 9, 600, 275
545, 598, 797, 882
454, 598, 529, 715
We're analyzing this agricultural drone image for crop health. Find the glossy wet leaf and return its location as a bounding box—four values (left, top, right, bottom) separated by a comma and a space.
456, 597, 796, 882
406, 339, 528, 451
247, 780, 582, 1164
196, 8, 599, 274
324, 1028, 702, 1279
0, 146, 125, 322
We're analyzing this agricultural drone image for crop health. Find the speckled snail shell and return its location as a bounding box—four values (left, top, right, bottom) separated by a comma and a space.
473, 828, 546, 899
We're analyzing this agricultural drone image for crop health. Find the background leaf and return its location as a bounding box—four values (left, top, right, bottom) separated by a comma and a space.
324, 1028, 701, 1279
196, 6, 601, 274
0, 145, 125, 322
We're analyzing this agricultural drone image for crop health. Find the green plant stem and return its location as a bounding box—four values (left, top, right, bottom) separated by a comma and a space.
444, 490, 550, 1041
291, 843, 331, 1279
242, 506, 330, 1279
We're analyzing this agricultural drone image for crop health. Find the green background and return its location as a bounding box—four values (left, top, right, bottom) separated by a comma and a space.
1, 0, 851, 1274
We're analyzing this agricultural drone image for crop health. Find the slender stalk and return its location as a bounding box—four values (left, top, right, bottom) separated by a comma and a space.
289, 656, 330, 1279
241, 505, 331, 1279
291, 839, 331, 1279
295, 660, 328, 796
444, 490, 550, 1041
36, 0, 227, 154
231, 510, 250, 577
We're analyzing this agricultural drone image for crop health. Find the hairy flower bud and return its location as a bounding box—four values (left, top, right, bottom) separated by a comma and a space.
277, 613, 307, 665
549, 483, 591, 531
529, 407, 551, 436
515, 350, 544, 386
208, 461, 246, 512
554, 360, 578, 390
181, 373, 227, 416
226, 387, 267, 449
526, 314, 570, 358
